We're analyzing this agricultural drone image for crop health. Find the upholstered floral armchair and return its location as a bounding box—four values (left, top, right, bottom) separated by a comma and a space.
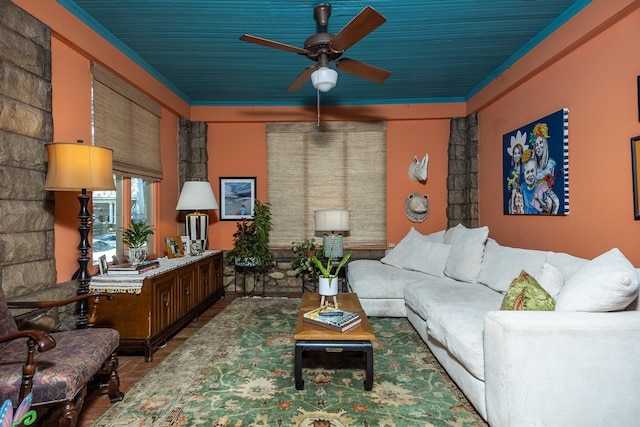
0, 286, 123, 427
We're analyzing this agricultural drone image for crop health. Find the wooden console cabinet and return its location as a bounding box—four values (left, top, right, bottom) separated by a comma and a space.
94, 251, 224, 361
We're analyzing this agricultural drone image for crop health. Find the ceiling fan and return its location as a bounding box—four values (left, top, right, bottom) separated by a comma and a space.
240, 4, 392, 93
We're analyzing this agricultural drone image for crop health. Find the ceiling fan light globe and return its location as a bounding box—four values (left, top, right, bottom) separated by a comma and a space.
311, 67, 338, 92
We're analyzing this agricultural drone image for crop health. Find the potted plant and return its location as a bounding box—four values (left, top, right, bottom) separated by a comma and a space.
311, 251, 352, 303
291, 238, 322, 277
226, 200, 275, 274
120, 221, 154, 265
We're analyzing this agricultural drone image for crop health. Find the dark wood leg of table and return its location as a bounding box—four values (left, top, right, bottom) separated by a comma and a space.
294, 342, 304, 390
364, 344, 373, 391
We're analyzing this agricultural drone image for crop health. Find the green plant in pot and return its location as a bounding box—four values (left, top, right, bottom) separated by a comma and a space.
312, 250, 351, 306
226, 200, 275, 274
291, 238, 322, 277
120, 222, 154, 265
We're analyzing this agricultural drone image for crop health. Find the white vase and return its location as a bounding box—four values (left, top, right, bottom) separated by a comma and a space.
318, 276, 338, 296
125, 246, 147, 266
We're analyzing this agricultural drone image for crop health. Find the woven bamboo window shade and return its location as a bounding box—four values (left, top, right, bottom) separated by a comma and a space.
267, 121, 386, 248
91, 62, 163, 181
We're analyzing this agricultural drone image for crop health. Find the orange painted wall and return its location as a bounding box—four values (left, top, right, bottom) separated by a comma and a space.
476, 7, 640, 264
51, 37, 94, 282
203, 110, 455, 250
156, 107, 181, 253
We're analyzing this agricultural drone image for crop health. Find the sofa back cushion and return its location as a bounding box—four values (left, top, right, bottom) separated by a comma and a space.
478, 239, 548, 293
381, 227, 451, 277
443, 224, 489, 283
556, 248, 639, 312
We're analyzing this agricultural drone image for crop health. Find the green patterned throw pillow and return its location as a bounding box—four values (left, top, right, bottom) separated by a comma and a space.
501, 270, 556, 311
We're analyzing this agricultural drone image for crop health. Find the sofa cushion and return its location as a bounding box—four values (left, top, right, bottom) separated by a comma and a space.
478, 239, 548, 293
556, 248, 640, 312
347, 259, 428, 299
404, 279, 503, 321
546, 251, 588, 282
427, 304, 487, 380
500, 270, 556, 311
443, 224, 489, 283
537, 262, 565, 298
381, 228, 451, 277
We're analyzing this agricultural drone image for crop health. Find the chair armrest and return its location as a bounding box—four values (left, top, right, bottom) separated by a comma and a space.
7, 292, 114, 309
484, 310, 640, 426
0, 330, 56, 352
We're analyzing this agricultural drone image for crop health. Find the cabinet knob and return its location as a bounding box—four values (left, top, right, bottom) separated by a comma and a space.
164, 296, 169, 308
185, 286, 190, 296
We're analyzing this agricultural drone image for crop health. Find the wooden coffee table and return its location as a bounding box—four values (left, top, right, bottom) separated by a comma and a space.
293, 292, 376, 391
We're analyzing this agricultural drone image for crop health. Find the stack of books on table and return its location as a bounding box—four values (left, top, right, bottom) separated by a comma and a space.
108, 260, 160, 275
303, 305, 362, 332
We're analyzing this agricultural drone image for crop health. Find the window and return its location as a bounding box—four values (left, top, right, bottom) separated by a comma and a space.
92, 176, 154, 263
90, 62, 161, 264
267, 121, 387, 248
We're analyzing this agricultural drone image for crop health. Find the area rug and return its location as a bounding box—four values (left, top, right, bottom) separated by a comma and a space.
93, 297, 486, 426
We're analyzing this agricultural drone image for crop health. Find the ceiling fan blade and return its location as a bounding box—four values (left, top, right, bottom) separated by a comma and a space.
336, 58, 391, 84
329, 6, 386, 52
240, 34, 309, 55
286, 66, 316, 92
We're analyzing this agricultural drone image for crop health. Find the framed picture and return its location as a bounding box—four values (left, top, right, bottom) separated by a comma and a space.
181, 235, 190, 256
502, 108, 569, 216
219, 177, 256, 221
165, 236, 184, 258
631, 136, 640, 219
189, 240, 203, 256
98, 255, 108, 274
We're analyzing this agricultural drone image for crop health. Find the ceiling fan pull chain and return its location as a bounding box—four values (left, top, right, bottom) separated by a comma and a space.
316, 87, 321, 126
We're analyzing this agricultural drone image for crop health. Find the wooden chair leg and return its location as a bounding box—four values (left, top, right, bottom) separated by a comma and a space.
107, 351, 124, 402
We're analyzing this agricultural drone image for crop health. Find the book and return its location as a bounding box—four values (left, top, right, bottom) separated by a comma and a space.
108, 260, 160, 275
302, 305, 362, 332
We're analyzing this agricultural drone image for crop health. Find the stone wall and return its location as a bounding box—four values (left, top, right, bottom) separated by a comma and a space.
177, 117, 208, 188
0, 0, 56, 300
447, 113, 479, 228
222, 249, 386, 294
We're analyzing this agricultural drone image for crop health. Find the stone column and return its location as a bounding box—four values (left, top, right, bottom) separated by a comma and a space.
178, 117, 208, 188
447, 113, 479, 228
0, 0, 57, 298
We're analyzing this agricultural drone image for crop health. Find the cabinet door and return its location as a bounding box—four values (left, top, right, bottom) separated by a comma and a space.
151, 273, 177, 334
177, 266, 196, 316
212, 253, 223, 292
196, 258, 213, 304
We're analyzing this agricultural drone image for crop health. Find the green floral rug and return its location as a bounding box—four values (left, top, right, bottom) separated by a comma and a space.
93, 297, 486, 426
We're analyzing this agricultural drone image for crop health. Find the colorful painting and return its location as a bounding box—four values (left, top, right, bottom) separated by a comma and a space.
503, 108, 569, 215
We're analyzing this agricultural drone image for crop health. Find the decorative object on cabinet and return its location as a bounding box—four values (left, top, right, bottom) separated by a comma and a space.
176, 181, 218, 250
165, 236, 184, 258
314, 209, 350, 259
98, 255, 108, 274
90, 250, 224, 361
121, 222, 154, 265
219, 177, 256, 220
405, 193, 430, 223
630, 136, 640, 219
226, 199, 275, 274
44, 141, 115, 328
408, 153, 428, 182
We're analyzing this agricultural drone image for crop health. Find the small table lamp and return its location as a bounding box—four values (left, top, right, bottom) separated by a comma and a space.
45, 142, 115, 328
176, 181, 218, 253
314, 209, 350, 259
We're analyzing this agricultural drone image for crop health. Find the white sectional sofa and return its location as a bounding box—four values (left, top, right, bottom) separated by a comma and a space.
347, 224, 640, 426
